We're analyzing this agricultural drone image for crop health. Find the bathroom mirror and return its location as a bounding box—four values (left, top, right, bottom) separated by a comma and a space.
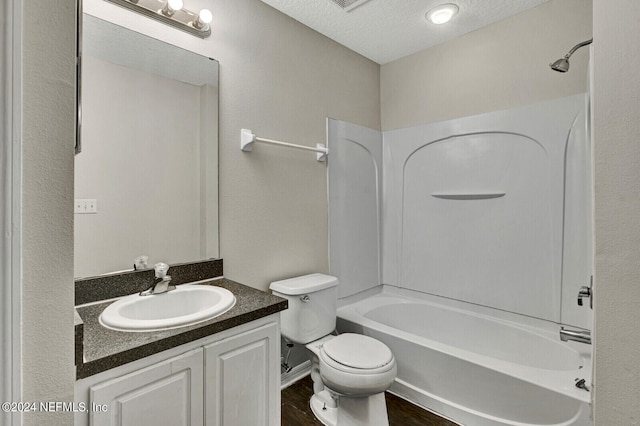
75, 14, 219, 278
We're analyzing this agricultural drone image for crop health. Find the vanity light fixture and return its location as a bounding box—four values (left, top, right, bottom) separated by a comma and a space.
104, 0, 212, 38
425, 3, 459, 25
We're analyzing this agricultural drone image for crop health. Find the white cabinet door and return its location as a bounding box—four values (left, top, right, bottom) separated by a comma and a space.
204, 321, 280, 426
90, 348, 204, 426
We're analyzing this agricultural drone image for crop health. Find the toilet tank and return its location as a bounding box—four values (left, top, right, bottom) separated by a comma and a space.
269, 273, 338, 344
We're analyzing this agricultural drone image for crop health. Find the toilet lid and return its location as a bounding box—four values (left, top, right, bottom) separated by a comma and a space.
322, 334, 393, 369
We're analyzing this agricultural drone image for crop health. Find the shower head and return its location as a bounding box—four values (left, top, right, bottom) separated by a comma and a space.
549, 38, 593, 73
550, 57, 570, 73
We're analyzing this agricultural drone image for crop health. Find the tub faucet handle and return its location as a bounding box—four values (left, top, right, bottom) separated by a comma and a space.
575, 378, 590, 392
577, 276, 593, 308
577, 286, 590, 306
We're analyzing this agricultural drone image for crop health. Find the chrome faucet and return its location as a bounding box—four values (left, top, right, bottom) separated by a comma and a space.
140, 262, 175, 296
560, 327, 591, 345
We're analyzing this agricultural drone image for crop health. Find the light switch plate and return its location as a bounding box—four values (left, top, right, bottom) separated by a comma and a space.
75, 199, 98, 214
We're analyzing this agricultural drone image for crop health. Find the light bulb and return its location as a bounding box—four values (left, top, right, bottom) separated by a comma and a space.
168, 0, 183, 11
199, 9, 213, 24
161, 0, 183, 16
425, 4, 459, 25
193, 8, 213, 30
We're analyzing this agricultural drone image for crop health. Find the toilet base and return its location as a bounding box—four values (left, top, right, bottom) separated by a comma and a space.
310, 391, 390, 426
310, 392, 338, 426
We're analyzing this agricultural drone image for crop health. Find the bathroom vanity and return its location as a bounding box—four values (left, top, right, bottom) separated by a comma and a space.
74, 271, 287, 426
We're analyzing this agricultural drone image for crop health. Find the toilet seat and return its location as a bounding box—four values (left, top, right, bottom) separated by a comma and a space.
317, 334, 397, 396
321, 333, 394, 374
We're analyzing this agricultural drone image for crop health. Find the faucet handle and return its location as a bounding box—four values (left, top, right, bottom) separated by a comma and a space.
577, 286, 591, 306
154, 262, 169, 278
577, 276, 593, 308
134, 255, 149, 270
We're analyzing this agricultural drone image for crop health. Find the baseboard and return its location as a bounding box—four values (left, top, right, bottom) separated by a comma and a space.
280, 360, 311, 389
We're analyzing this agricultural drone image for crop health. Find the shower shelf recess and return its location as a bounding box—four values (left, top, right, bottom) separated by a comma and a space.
431, 192, 506, 200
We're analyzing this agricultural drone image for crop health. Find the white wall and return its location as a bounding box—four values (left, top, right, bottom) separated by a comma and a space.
21, 0, 76, 424
84, 0, 381, 291
592, 0, 640, 423
380, 0, 592, 131
215, 0, 380, 289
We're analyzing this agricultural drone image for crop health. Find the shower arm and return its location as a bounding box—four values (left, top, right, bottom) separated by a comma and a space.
563, 38, 593, 59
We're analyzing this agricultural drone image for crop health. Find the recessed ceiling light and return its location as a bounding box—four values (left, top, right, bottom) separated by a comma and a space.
425, 3, 459, 25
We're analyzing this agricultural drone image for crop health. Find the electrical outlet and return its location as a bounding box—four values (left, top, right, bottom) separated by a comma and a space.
75, 199, 98, 214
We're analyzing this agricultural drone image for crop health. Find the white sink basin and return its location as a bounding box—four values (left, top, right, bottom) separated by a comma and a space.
99, 285, 236, 332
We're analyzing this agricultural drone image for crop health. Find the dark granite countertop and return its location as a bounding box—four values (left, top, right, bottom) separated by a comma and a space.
75, 278, 287, 379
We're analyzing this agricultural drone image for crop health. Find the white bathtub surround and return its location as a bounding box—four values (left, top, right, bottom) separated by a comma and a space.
384, 95, 591, 326
328, 94, 593, 425
327, 122, 383, 299
329, 94, 592, 327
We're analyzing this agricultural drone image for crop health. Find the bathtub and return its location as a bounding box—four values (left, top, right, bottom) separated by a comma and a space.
337, 289, 592, 426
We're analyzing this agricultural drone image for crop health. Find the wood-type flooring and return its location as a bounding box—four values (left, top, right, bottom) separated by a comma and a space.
281, 375, 458, 426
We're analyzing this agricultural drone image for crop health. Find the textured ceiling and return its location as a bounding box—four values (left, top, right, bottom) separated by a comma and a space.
261, 0, 551, 64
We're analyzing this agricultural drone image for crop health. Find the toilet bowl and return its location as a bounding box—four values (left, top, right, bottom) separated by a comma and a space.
269, 274, 397, 426
306, 334, 396, 426
316, 333, 396, 396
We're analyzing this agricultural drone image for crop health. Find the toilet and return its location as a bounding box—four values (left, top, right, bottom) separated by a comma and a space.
270, 273, 397, 426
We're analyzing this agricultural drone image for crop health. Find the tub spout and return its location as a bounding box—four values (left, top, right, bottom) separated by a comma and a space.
560, 327, 591, 344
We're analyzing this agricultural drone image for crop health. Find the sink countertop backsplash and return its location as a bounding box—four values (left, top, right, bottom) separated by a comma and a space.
75, 259, 224, 305
74, 259, 287, 379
